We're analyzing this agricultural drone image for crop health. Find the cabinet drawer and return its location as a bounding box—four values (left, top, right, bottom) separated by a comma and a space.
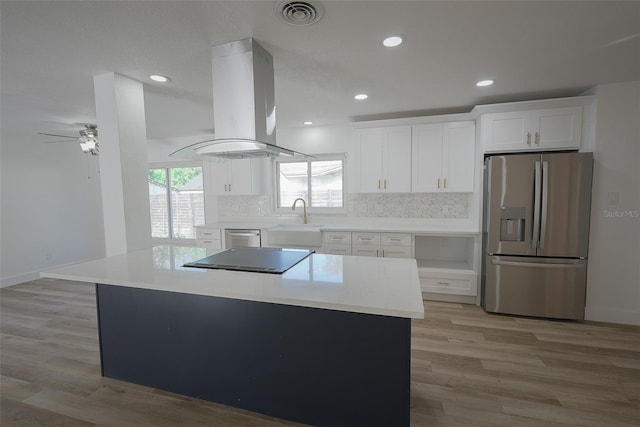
381, 246, 412, 259
323, 243, 352, 256
323, 231, 352, 245
381, 233, 411, 246
352, 232, 381, 246
352, 245, 380, 257
196, 228, 221, 240
419, 273, 477, 296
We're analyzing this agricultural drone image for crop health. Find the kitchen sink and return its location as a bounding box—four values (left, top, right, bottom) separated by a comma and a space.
267, 224, 324, 247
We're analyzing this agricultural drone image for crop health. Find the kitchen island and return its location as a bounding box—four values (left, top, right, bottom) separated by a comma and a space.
41, 245, 424, 426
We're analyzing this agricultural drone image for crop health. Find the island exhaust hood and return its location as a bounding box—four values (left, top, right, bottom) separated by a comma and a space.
170, 38, 307, 160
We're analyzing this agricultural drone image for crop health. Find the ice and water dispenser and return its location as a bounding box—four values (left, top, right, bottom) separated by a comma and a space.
500, 207, 526, 242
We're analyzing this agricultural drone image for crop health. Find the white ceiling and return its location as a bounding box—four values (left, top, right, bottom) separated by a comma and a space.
2, 1, 639, 143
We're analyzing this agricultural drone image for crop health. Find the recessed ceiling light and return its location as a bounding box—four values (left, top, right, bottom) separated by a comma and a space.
383, 36, 403, 47
303, 121, 313, 125
476, 79, 494, 87
150, 74, 170, 83
354, 94, 368, 100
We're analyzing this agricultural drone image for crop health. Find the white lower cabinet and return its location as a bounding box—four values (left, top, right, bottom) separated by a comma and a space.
418, 271, 476, 296
322, 231, 352, 255
414, 234, 478, 298
352, 232, 412, 258
195, 227, 222, 254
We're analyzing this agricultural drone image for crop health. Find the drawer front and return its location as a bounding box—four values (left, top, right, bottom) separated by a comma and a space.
196, 228, 221, 240
352, 232, 381, 246
381, 233, 412, 247
381, 246, 412, 259
352, 245, 380, 257
419, 273, 476, 296
323, 243, 352, 256
323, 231, 352, 245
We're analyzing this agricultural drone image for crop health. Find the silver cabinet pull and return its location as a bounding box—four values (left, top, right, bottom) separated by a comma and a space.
437, 281, 450, 285
378, 180, 381, 190
526, 132, 531, 145
535, 132, 540, 145
384, 179, 387, 189
444, 178, 447, 189
437, 178, 441, 188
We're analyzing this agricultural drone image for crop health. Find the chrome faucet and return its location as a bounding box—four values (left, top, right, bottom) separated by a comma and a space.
291, 198, 308, 224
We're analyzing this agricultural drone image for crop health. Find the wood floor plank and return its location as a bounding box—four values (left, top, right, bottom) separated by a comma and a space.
2, 279, 639, 426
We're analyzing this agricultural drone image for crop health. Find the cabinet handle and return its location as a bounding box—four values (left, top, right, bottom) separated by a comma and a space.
437, 178, 441, 189
444, 178, 447, 189
389, 238, 401, 242
228, 184, 231, 192
378, 180, 381, 190
384, 179, 387, 189
381, 249, 384, 257
526, 132, 531, 145
535, 132, 540, 145
437, 281, 450, 285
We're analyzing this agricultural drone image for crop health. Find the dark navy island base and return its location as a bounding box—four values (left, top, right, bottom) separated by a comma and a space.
96, 283, 412, 426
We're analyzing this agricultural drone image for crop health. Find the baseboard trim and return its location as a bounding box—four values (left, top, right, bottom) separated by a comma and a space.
422, 292, 477, 305
585, 305, 640, 326
0, 271, 40, 288
1, 255, 104, 289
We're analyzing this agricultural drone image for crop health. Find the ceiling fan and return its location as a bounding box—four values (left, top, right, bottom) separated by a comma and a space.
39, 124, 99, 155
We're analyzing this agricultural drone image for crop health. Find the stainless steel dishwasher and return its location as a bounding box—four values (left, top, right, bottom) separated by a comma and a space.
224, 229, 261, 248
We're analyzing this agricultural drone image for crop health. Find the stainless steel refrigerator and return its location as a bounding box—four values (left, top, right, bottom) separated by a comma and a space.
482, 152, 593, 320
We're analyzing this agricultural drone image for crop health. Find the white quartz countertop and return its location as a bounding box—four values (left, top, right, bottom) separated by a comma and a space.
198, 221, 479, 235
41, 246, 425, 319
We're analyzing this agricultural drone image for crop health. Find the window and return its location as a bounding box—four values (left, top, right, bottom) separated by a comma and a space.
148, 165, 205, 239
276, 156, 344, 210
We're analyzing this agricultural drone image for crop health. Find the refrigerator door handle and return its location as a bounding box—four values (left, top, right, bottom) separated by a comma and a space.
540, 161, 549, 248
491, 259, 585, 269
532, 161, 542, 248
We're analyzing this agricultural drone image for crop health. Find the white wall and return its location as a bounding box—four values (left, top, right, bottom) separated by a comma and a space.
277, 124, 352, 155
586, 80, 640, 325
0, 128, 105, 286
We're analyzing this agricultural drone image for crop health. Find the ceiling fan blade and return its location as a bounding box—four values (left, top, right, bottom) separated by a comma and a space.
38, 132, 76, 139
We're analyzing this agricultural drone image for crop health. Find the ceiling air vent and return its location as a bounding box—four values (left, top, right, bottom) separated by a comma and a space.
275, 0, 324, 26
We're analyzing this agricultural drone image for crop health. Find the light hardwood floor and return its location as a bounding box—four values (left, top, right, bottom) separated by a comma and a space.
1, 278, 639, 426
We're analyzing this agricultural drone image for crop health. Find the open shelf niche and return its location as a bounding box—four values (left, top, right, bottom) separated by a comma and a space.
414, 234, 476, 274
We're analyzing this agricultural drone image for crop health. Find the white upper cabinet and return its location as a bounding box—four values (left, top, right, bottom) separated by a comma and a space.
482, 106, 582, 153
412, 121, 475, 193
352, 126, 412, 193
210, 158, 263, 195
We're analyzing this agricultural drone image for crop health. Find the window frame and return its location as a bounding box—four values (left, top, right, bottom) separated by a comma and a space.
274, 154, 346, 214
148, 161, 205, 244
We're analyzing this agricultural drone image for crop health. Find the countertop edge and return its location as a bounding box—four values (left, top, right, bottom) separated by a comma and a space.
40, 271, 425, 320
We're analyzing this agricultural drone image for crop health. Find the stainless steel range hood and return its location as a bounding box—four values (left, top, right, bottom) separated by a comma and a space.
171, 38, 306, 160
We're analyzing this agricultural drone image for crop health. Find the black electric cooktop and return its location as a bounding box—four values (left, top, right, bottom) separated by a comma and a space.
183, 247, 314, 274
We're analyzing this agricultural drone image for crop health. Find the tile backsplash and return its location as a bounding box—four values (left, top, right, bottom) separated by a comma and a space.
348, 193, 469, 218
217, 193, 470, 219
